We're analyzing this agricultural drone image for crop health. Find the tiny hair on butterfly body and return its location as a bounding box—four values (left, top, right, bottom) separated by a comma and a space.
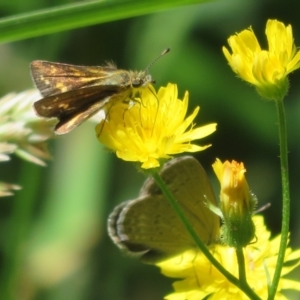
30, 48, 170, 135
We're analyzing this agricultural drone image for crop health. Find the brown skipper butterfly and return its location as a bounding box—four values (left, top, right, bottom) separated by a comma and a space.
30, 48, 170, 134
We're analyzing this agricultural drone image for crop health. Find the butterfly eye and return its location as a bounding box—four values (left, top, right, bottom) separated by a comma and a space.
132, 75, 155, 87
132, 79, 143, 87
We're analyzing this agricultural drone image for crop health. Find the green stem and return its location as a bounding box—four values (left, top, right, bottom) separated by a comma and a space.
152, 171, 261, 300
236, 248, 247, 282
236, 247, 256, 295
267, 99, 290, 300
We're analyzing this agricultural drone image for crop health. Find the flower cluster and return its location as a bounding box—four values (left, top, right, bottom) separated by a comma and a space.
157, 216, 300, 300
0, 89, 55, 166
0, 90, 56, 196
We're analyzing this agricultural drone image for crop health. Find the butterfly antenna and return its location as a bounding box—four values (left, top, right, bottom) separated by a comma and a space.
144, 47, 170, 73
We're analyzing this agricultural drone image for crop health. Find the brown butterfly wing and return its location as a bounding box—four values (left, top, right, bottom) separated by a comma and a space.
140, 156, 219, 246
33, 85, 127, 134
108, 156, 220, 263
30, 60, 121, 97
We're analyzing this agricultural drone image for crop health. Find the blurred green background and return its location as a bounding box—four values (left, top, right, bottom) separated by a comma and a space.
0, 0, 300, 299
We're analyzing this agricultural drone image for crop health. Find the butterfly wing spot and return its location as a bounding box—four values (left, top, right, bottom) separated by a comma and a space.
55, 82, 68, 93
58, 103, 69, 109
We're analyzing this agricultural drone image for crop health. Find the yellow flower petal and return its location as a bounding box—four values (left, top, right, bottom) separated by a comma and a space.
157, 216, 300, 299
96, 83, 217, 169
223, 19, 300, 100
213, 159, 256, 247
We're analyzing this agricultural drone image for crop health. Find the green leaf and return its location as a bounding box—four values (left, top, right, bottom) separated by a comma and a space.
0, 0, 210, 44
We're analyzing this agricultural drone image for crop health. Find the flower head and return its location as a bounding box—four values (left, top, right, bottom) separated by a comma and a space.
157, 216, 300, 300
223, 19, 300, 100
0, 89, 57, 197
212, 159, 256, 247
96, 84, 216, 169
0, 182, 21, 197
0, 89, 55, 166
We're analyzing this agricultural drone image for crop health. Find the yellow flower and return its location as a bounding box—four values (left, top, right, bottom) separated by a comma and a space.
212, 159, 256, 247
213, 159, 255, 216
96, 84, 217, 169
157, 216, 300, 300
223, 19, 300, 100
